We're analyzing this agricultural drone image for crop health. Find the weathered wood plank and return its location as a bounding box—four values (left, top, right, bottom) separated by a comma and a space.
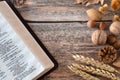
28, 22, 119, 80
16, 0, 120, 21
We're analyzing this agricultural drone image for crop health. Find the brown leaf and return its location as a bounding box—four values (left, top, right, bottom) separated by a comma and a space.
75, 0, 104, 6
74, 0, 84, 4
100, 0, 104, 5
86, 0, 100, 6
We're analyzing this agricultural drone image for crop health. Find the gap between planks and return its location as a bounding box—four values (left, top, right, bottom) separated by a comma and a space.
25, 20, 112, 23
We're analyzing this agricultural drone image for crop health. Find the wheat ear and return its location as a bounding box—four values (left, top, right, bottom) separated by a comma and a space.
68, 65, 100, 80
72, 54, 119, 74
71, 63, 120, 80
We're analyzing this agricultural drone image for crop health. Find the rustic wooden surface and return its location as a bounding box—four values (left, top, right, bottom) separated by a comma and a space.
14, 0, 120, 80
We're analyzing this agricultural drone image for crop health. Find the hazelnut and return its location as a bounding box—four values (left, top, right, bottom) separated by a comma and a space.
99, 22, 106, 30
107, 34, 117, 45
92, 30, 107, 45
87, 20, 96, 28
110, 21, 120, 36
86, 9, 102, 20
113, 40, 120, 49
113, 15, 120, 22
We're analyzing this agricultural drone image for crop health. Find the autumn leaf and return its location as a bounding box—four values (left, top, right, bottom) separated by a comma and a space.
75, 0, 104, 6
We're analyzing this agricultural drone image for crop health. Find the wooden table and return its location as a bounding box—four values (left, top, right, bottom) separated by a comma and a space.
14, 0, 120, 80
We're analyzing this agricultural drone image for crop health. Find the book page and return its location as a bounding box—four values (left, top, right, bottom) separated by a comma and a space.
0, 13, 44, 80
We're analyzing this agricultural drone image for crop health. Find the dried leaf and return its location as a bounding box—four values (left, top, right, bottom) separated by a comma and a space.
100, 0, 104, 5
86, 0, 100, 6
75, 0, 104, 6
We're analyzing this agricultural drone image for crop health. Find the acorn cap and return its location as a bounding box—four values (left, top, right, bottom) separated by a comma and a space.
98, 45, 117, 63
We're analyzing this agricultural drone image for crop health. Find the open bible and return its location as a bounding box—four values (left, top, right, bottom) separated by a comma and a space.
0, 1, 56, 80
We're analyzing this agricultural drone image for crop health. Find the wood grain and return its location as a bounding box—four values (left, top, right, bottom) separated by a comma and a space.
17, 0, 120, 21
10, 0, 120, 80
28, 22, 120, 80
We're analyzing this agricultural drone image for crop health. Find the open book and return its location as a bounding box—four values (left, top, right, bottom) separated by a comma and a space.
0, 1, 56, 80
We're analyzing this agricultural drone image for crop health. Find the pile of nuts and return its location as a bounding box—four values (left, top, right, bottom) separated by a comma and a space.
86, 0, 120, 65
87, 9, 120, 48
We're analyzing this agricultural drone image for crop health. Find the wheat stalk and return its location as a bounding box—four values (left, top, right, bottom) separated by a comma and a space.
72, 54, 120, 74
68, 65, 100, 80
71, 63, 120, 80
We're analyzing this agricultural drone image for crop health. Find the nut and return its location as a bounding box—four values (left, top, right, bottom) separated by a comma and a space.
107, 34, 117, 45
113, 40, 120, 49
113, 15, 120, 22
87, 20, 96, 28
92, 30, 107, 45
111, 0, 120, 11
110, 21, 120, 36
99, 4, 108, 14
99, 22, 106, 30
86, 9, 102, 20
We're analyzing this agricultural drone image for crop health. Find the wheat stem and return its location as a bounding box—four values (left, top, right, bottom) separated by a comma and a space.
72, 54, 120, 74
71, 63, 120, 80
68, 65, 100, 80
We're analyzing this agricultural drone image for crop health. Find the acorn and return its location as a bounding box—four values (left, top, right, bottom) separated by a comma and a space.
98, 45, 117, 63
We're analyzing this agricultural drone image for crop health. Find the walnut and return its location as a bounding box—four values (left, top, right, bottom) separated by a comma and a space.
98, 46, 117, 63
110, 21, 120, 36
92, 30, 107, 45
